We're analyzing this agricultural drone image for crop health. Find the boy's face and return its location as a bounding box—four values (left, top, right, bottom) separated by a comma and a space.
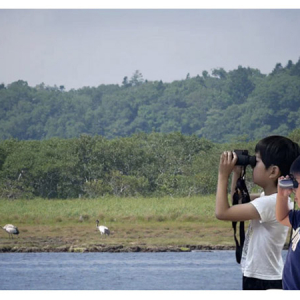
252, 152, 269, 187
292, 174, 300, 206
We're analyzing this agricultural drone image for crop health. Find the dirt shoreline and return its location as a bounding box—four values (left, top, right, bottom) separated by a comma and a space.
0, 244, 235, 253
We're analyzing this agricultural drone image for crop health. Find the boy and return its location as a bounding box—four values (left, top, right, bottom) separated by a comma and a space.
216, 135, 300, 290
276, 155, 300, 290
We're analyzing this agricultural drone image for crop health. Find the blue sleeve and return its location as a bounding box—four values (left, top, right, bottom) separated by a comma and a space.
289, 210, 300, 230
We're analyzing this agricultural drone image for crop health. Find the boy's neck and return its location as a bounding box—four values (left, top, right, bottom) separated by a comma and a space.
263, 185, 278, 196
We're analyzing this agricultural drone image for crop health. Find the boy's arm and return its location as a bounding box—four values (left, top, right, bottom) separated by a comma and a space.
276, 177, 292, 227
215, 151, 260, 222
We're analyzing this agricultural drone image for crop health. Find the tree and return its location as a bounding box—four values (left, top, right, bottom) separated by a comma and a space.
286, 60, 293, 70
212, 68, 227, 79
122, 76, 131, 87
202, 70, 209, 79
130, 70, 144, 86
271, 63, 284, 75
290, 58, 300, 77
228, 66, 255, 104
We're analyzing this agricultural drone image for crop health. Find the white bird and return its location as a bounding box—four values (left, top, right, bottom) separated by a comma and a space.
96, 220, 110, 237
1, 224, 19, 239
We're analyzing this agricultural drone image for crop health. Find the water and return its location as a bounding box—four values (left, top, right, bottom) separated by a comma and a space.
0, 250, 280, 290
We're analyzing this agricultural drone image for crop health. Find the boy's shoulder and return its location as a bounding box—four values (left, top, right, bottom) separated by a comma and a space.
254, 192, 276, 201
290, 209, 300, 220
289, 210, 300, 229
251, 193, 277, 221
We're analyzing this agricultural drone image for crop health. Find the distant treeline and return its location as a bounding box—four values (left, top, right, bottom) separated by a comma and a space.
1, 59, 300, 143
1, 130, 300, 199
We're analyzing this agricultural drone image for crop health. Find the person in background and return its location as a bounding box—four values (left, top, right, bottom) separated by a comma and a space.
216, 135, 300, 290
276, 155, 300, 290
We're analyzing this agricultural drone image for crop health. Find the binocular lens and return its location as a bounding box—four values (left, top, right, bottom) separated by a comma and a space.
279, 178, 299, 189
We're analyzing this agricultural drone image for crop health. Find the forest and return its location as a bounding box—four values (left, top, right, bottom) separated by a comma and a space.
1, 130, 300, 200
1, 58, 300, 143
1, 58, 300, 199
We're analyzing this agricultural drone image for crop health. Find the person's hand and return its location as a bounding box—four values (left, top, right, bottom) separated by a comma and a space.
218, 151, 237, 178
277, 175, 293, 197
233, 163, 243, 177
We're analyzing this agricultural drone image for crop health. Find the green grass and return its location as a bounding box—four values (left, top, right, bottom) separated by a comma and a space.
0, 195, 217, 224
0, 196, 235, 250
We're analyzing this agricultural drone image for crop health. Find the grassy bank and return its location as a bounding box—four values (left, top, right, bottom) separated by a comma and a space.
0, 196, 235, 252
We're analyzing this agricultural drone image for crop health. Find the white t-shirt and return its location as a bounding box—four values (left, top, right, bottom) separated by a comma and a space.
241, 193, 292, 280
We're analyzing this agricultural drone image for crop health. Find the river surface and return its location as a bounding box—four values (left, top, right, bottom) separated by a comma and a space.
0, 250, 287, 290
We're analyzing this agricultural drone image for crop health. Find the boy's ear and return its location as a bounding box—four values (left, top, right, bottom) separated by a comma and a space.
269, 165, 280, 179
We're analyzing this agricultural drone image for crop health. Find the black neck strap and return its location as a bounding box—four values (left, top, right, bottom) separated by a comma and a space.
232, 167, 251, 264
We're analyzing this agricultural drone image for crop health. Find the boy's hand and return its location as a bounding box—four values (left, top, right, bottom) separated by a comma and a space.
277, 176, 293, 197
233, 164, 243, 177
276, 176, 293, 227
218, 151, 238, 178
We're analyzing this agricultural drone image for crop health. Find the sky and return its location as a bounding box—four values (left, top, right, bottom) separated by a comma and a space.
1, 4, 300, 90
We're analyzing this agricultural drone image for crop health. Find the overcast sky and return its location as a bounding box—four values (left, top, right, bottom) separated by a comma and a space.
1, 8, 300, 90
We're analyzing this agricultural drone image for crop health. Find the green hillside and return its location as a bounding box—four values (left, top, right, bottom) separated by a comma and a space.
1, 58, 300, 143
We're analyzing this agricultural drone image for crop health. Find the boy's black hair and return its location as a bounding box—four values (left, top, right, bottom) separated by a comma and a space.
255, 135, 300, 176
290, 155, 300, 175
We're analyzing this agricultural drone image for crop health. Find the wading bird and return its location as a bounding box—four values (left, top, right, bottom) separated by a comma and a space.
1, 224, 19, 239
96, 220, 110, 237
